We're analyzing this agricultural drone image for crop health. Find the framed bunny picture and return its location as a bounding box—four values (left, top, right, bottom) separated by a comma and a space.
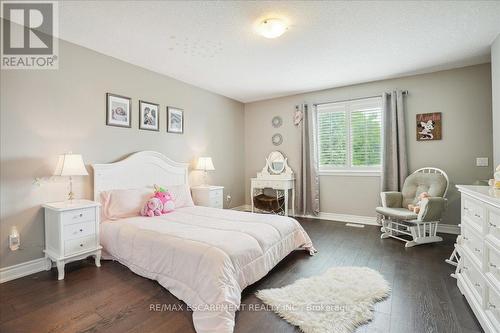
416, 112, 442, 141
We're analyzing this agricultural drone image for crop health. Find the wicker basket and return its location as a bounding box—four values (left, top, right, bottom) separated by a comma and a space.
253, 194, 284, 214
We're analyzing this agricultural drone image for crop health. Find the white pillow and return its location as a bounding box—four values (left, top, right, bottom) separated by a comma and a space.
160, 184, 194, 208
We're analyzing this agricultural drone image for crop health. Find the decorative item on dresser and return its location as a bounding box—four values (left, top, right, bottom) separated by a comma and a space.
455, 185, 500, 333
191, 185, 224, 209
251, 151, 295, 216
43, 199, 102, 280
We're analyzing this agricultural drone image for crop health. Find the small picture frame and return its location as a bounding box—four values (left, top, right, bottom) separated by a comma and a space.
167, 106, 184, 134
106, 93, 131, 128
139, 100, 160, 131
416, 112, 442, 141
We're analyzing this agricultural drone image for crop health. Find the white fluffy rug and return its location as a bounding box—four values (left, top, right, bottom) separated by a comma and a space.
256, 266, 390, 333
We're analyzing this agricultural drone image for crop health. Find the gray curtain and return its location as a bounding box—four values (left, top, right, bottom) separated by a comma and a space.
297, 103, 320, 216
381, 91, 408, 191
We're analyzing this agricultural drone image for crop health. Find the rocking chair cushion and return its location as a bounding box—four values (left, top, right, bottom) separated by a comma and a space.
375, 206, 418, 220
380, 191, 403, 208
401, 172, 447, 208
417, 197, 447, 222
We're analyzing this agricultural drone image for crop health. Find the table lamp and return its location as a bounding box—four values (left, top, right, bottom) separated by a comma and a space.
54, 153, 88, 200
196, 157, 215, 186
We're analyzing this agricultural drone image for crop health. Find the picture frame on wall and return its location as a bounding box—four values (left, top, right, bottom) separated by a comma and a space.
139, 100, 160, 131
416, 112, 442, 141
106, 93, 131, 128
167, 106, 184, 134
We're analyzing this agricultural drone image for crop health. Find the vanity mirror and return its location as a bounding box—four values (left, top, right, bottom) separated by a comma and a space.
258, 150, 294, 178
267, 151, 286, 174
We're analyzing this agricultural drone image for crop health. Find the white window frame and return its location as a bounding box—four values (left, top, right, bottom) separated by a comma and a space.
316, 97, 383, 176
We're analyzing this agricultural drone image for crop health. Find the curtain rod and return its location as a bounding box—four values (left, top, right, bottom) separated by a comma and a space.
313, 90, 408, 106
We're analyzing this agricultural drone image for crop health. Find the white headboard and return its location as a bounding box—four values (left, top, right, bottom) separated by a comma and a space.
92, 151, 189, 201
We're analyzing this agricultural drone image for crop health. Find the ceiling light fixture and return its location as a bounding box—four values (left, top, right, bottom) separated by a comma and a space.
257, 18, 288, 39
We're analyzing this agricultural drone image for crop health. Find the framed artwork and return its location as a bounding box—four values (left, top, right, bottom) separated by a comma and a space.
106, 93, 131, 128
167, 106, 184, 134
139, 100, 160, 131
416, 112, 442, 141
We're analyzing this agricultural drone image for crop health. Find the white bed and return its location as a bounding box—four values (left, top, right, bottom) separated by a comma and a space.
92, 151, 315, 333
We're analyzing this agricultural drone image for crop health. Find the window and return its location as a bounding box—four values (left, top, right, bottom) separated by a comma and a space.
316, 97, 382, 174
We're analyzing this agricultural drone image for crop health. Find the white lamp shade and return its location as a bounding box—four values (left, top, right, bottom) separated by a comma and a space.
54, 153, 88, 176
196, 157, 215, 171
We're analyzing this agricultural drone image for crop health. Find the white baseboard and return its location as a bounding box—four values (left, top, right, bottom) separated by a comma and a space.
0, 257, 49, 283
231, 204, 252, 211
316, 212, 379, 225
437, 224, 460, 235
234, 205, 461, 235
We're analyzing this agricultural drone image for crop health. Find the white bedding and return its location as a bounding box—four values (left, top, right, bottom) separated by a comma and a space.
100, 206, 315, 333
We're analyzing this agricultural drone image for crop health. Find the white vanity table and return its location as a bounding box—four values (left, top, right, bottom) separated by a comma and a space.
251, 151, 295, 216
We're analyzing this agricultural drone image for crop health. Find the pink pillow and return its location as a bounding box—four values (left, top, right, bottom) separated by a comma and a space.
100, 188, 152, 221
159, 184, 194, 208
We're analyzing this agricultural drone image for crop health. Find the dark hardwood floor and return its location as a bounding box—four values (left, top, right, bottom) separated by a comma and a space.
0, 218, 483, 333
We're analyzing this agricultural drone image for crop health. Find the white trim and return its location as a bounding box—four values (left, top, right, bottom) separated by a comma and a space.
317, 212, 379, 225
319, 170, 381, 177
231, 204, 252, 211
0, 257, 50, 283
437, 223, 460, 235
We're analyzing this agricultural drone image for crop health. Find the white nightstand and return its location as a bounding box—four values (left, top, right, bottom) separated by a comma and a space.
42, 199, 102, 280
191, 186, 224, 209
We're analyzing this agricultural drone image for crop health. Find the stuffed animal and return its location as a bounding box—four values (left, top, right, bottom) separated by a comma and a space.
141, 197, 163, 217
153, 185, 175, 213
494, 165, 500, 189
408, 192, 430, 214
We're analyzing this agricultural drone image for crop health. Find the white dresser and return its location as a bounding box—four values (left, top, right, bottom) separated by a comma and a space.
191, 185, 224, 209
456, 185, 500, 333
43, 200, 102, 280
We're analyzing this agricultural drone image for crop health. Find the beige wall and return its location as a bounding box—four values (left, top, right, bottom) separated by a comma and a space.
0, 39, 245, 268
492, 34, 500, 168
245, 64, 493, 225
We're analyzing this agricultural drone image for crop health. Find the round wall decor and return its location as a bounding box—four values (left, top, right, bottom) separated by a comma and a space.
271, 116, 283, 128
272, 133, 283, 146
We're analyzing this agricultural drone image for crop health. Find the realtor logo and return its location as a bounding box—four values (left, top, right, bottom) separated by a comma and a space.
1, 1, 58, 69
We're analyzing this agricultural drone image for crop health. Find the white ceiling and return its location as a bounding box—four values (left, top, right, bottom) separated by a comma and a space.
58, 1, 500, 103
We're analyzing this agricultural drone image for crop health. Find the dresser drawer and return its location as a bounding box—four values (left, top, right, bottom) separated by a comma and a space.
63, 221, 96, 241
210, 196, 223, 209
488, 207, 500, 244
209, 189, 223, 199
462, 226, 484, 266
486, 286, 500, 331
463, 196, 486, 232
462, 256, 485, 305
64, 235, 97, 256
61, 207, 95, 225
486, 242, 500, 287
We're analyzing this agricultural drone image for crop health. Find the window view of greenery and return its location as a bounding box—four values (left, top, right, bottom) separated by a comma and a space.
350, 109, 381, 166
318, 106, 382, 169
318, 111, 347, 166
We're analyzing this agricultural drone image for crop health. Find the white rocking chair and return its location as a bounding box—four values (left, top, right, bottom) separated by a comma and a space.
376, 167, 449, 248
445, 234, 463, 278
